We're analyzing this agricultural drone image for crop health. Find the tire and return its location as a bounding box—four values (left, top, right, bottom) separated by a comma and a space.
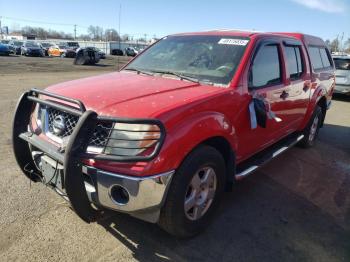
159, 145, 226, 238
298, 105, 323, 148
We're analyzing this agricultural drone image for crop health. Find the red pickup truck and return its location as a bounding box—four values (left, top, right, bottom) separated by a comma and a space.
13, 30, 335, 237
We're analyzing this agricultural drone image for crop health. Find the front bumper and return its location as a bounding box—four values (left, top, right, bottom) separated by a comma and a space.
13, 89, 167, 223
83, 166, 174, 219
27, 50, 43, 56
0, 50, 10, 55
334, 84, 350, 95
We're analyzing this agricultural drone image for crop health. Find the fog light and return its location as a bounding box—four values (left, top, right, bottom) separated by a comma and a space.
110, 185, 129, 205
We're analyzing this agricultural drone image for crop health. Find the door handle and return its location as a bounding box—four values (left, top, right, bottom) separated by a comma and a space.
280, 90, 289, 100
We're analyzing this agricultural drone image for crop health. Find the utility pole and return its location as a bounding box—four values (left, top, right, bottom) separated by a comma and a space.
74, 24, 77, 40
117, 4, 121, 70
118, 4, 121, 49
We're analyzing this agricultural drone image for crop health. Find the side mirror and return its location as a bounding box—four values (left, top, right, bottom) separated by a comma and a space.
253, 98, 267, 128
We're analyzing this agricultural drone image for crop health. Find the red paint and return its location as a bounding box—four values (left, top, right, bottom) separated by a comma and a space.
42, 31, 335, 176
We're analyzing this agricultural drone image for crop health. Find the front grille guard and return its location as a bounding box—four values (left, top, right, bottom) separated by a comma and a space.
15, 88, 166, 163
13, 88, 166, 222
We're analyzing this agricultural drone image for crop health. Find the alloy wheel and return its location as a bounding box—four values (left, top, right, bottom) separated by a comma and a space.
184, 166, 217, 221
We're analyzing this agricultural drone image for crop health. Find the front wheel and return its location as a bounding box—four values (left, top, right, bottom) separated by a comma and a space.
159, 145, 226, 238
298, 105, 323, 148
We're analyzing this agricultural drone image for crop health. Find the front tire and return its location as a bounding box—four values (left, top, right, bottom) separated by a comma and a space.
159, 145, 226, 238
298, 105, 323, 148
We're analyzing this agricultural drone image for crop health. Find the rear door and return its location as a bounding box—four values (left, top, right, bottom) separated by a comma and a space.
308, 46, 335, 96
281, 40, 311, 129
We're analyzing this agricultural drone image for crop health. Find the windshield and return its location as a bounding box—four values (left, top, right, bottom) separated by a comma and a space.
1, 40, 10, 44
41, 43, 52, 47
68, 42, 79, 47
25, 42, 40, 47
124, 35, 249, 86
13, 41, 23, 46
333, 58, 350, 70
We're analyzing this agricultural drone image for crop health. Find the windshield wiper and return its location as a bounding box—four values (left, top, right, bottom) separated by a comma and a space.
123, 68, 154, 76
150, 70, 200, 84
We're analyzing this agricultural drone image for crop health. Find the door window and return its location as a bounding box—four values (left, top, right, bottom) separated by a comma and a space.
309, 46, 332, 70
250, 44, 282, 88
285, 46, 304, 80
319, 48, 331, 67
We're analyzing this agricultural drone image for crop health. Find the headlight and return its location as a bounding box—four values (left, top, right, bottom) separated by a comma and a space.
33, 104, 43, 129
104, 123, 161, 156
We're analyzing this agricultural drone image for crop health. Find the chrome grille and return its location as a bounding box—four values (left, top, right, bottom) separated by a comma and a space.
48, 108, 78, 138
45, 107, 112, 147
88, 122, 113, 147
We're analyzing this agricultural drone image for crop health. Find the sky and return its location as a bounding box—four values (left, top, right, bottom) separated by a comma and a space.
0, 0, 349, 41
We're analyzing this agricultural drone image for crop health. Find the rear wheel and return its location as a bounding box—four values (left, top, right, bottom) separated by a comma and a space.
159, 145, 226, 238
298, 105, 323, 148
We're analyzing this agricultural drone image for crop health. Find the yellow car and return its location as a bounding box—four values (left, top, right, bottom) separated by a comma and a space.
48, 45, 67, 57
48, 44, 77, 58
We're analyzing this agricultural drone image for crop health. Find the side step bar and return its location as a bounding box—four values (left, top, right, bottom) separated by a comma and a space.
235, 134, 304, 180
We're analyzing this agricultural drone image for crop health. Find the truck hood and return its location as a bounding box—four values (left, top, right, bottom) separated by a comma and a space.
45, 71, 224, 118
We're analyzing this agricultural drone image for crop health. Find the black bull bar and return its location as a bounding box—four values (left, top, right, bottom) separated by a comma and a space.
12, 88, 165, 222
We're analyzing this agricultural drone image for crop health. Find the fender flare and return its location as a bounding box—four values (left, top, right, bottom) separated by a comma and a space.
154, 111, 237, 174
298, 85, 327, 130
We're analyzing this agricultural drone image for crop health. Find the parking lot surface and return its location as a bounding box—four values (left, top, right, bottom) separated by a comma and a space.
0, 55, 349, 261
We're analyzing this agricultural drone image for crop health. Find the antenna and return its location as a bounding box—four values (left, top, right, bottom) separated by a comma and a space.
0, 16, 2, 39
118, 4, 121, 49
117, 4, 122, 70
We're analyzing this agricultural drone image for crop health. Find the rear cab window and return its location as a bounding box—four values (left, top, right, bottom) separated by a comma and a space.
308, 46, 333, 71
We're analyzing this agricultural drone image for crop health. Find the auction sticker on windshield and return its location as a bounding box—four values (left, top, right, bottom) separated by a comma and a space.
218, 39, 249, 46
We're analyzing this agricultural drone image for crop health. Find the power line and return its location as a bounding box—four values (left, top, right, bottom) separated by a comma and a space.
1, 16, 88, 28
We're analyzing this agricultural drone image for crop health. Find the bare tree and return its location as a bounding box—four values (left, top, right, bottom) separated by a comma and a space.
324, 39, 331, 49
88, 25, 104, 41
79, 34, 92, 41
345, 38, 350, 53
121, 34, 129, 41
330, 38, 340, 52
104, 29, 120, 41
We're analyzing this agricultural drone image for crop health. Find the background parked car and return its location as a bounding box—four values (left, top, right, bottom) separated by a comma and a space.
48, 45, 65, 57
64, 46, 77, 58
333, 55, 350, 95
48, 45, 75, 57
21, 41, 44, 57
0, 43, 11, 56
74, 47, 100, 65
111, 48, 123, 56
9, 41, 24, 55
1, 40, 15, 54
60, 41, 80, 51
96, 48, 106, 59
86, 47, 106, 59
0, 40, 10, 45
125, 47, 137, 56
40, 42, 54, 56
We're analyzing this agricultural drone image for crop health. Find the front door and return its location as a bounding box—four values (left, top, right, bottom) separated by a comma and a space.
237, 39, 302, 161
